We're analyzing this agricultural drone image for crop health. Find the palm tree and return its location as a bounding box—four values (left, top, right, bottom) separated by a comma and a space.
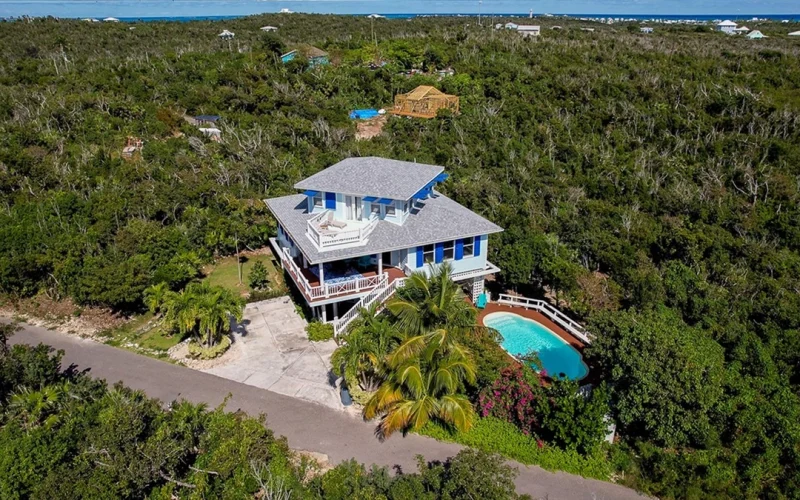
194, 283, 244, 347
144, 282, 169, 315
331, 302, 400, 392
144, 282, 244, 347
8, 385, 64, 431
386, 261, 476, 336
364, 328, 477, 437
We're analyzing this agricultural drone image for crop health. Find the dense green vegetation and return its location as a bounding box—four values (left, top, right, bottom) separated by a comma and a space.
1, 13, 800, 498
0, 323, 527, 499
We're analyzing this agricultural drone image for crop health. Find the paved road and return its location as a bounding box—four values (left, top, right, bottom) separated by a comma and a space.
7, 321, 645, 500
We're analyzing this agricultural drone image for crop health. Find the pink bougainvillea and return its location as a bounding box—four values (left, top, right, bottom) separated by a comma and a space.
477, 364, 544, 435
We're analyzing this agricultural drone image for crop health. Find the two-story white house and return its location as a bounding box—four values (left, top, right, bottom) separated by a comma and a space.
265, 157, 503, 334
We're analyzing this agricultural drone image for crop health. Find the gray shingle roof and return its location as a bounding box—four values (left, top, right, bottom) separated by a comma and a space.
265, 191, 503, 264
294, 157, 444, 201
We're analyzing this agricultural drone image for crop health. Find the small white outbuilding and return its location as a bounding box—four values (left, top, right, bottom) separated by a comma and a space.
716, 20, 737, 34
218, 30, 235, 40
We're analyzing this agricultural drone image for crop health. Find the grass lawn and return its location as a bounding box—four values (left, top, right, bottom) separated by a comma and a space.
202, 251, 287, 297
100, 312, 184, 359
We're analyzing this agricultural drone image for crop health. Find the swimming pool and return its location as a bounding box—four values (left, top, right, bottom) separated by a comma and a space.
483, 312, 589, 380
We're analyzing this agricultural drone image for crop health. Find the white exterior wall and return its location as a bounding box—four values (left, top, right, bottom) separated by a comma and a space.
403, 234, 489, 276
308, 192, 409, 225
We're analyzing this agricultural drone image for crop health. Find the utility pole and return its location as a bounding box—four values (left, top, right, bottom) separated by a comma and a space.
478, 0, 483, 26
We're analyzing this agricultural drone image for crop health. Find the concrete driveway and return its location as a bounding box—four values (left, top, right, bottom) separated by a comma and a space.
203, 297, 344, 411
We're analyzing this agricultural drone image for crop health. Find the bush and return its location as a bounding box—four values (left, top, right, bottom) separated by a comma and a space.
540, 380, 611, 454
246, 288, 287, 303
477, 364, 543, 435
247, 260, 269, 291
306, 321, 334, 342
187, 335, 231, 360
419, 417, 613, 480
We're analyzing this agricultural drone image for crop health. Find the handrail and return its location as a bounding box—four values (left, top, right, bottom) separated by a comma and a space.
307, 213, 379, 250
280, 247, 385, 300
496, 294, 592, 344
333, 276, 407, 337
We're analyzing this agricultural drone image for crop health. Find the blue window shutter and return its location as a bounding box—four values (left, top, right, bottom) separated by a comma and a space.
325, 192, 336, 209
455, 239, 464, 260
475, 235, 482, 257
435, 242, 444, 263
416, 246, 424, 267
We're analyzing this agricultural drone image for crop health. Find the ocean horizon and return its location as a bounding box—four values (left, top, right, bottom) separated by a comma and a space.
1, 1, 798, 22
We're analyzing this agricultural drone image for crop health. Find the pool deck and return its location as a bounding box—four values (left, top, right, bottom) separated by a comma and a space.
478, 302, 586, 352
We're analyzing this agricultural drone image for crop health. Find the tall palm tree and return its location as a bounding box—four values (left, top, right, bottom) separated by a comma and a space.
331, 302, 400, 392
387, 261, 476, 336
364, 329, 477, 437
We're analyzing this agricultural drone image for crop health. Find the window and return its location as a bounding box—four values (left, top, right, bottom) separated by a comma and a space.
371, 203, 381, 216
385, 203, 396, 217
443, 240, 455, 260
423, 244, 435, 264
312, 193, 323, 208
463, 237, 475, 258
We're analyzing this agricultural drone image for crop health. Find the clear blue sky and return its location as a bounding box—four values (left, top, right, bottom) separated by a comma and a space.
0, 0, 798, 19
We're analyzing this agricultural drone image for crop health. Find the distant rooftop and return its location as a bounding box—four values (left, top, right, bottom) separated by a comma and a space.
294, 157, 444, 201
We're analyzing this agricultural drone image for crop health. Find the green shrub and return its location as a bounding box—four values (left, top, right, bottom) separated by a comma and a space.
344, 373, 372, 406
247, 260, 269, 291
306, 321, 334, 342
187, 336, 232, 360
246, 288, 287, 303
419, 417, 613, 480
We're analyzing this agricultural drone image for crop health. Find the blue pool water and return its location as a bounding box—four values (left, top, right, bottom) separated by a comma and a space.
484, 312, 588, 380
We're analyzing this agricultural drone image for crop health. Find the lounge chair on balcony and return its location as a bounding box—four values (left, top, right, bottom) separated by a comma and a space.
328, 219, 348, 229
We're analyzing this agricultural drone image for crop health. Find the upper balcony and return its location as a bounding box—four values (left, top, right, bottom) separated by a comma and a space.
306, 210, 379, 250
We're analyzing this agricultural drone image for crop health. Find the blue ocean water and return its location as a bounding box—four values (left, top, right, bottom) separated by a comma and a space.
0, 1, 798, 21
483, 312, 589, 380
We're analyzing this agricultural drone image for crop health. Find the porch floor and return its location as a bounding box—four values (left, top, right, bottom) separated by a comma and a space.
477, 302, 586, 351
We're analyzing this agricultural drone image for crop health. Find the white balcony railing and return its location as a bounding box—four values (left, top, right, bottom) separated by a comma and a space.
278, 246, 386, 301
496, 293, 593, 345
333, 275, 407, 337
306, 211, 379, 250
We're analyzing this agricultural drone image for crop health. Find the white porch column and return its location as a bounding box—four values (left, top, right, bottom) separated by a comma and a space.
333, 301, 339, 320
319, 263, 327, 297
321, 304, 328, 322
302, 255, 307, 268
378, 253, 383, 275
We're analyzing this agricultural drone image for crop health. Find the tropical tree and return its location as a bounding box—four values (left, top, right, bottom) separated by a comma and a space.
331, 302, 400, 391
144, 282, 244, 347
364, 325, 477, 437
7, 385, 64, 431
386, 262, 476, 336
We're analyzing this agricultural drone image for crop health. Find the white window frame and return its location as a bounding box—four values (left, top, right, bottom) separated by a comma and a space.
385, 202, 396, 217
370, 203, 381, 217
463, 236, 475, 258
312, 193, 323, 209
423, 244, 435, 264
443, 240, 455, 260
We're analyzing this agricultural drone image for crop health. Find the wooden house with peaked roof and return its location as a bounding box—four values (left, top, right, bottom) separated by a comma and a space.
389, 85, 459, 119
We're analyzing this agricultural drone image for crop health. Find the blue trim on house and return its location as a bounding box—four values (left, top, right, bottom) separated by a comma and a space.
378, 198, 393, 205
416, 246, 424, 267
475, 235, 482, 256
325, 192, 336, 209
302, 190, 319, 197
363, 196, 378, 202
435, 242, 444, 263
455, 239, 464, 260
434, 173, 449, 182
